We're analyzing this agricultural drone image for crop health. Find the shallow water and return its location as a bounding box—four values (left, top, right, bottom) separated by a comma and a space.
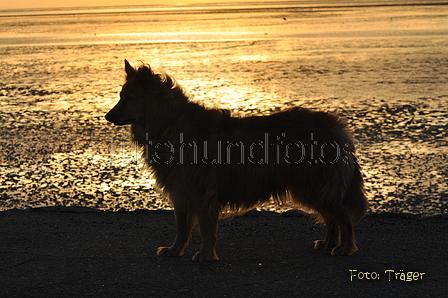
0, 1, 447, 215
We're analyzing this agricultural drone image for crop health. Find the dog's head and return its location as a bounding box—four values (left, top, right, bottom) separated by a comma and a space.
105, 60, 158, 126
106, 59, 188, 127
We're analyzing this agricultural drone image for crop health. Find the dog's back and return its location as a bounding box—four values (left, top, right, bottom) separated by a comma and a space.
147, 105, 367, 221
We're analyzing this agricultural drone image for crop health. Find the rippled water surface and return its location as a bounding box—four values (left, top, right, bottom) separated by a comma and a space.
1, 1, 447, 215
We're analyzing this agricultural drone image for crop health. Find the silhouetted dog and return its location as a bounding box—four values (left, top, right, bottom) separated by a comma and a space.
105, 60, 368, 261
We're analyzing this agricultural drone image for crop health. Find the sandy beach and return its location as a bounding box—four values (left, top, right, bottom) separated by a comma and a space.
1, 1, 447, 215
1, 208, 447, 297
0, 2, 448, 295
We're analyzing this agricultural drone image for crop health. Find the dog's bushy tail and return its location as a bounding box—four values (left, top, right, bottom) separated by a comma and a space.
344, 162, 369, 225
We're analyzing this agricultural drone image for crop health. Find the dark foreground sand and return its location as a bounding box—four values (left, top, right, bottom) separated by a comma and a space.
1, 208, 447, 297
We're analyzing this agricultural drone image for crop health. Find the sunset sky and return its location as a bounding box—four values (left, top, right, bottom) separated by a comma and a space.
1, 0, 272, 10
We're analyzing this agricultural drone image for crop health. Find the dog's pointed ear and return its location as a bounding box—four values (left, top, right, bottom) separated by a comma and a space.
124, 59, 136, 78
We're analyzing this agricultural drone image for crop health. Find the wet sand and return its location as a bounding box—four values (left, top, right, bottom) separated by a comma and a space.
1, 208, 447, 297
1, 39, 446, 215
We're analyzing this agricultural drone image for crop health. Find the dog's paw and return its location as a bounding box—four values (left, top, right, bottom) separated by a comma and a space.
192, 251, 219, 262
314, 240, 326, 250
314, 240, 336, 250
331, 245, 357, 256
157, 246, 184, 257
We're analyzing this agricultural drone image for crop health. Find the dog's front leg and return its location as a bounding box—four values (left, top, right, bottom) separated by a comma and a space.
157, 209, 196, 257
192, 208, 219, 261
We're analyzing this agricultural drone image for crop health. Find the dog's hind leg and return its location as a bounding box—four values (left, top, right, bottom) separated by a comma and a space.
192, 207, 219, 261
329, 205, 357, 256
157, 209, 196, 257
314, 217, 339, 251
314, 203, 357, 255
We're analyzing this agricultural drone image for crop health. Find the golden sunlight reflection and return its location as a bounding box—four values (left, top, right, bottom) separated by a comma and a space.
1, 2, 447, 214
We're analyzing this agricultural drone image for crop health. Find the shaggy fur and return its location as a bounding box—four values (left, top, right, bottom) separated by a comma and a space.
105, 60, 369, 261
